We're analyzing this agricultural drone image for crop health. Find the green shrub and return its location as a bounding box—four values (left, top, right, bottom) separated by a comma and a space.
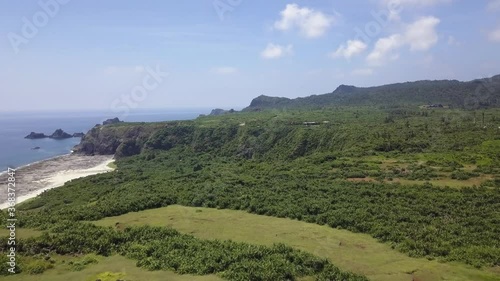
0, 255, 21, 275
451, 170, 479, 180
344, 170, 367, 178
25, 260, 53, 275
69, 254, 100, 271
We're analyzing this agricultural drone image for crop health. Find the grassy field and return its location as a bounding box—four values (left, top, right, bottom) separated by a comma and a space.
344, 154, 499, 188
388, 176, 494, 188
2, 255, 223, 281
94, 205, 500, 281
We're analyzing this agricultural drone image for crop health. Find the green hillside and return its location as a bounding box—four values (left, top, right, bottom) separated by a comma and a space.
2, 107, 499, 280
245, 75, 500, 110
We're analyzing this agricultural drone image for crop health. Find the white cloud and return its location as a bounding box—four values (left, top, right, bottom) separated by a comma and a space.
367, 34, 404, 65
380, 0, 450, 22
405, 16, 440, 51
274, 4, 334, 38
351, 68, 374, 76
382, 0, 451, 7
488, 27, 500, 42
367, 16, 440, 65
487, 0, 500, 11
261, 43, 293, 59
211, 66, 238, 75
330, 40, 367, 59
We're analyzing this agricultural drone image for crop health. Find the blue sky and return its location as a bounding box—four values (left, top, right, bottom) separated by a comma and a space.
1, 0, 499, 112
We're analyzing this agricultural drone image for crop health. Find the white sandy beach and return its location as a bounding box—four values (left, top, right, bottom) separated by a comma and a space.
0, 154, 114, 209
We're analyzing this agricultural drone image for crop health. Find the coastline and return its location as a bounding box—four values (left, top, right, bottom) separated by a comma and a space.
0, 152, 80, 178
0, 154, 114, 209
1, 153, 72, 173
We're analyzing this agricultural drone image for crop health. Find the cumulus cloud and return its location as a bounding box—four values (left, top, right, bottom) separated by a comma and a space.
367, 34, 405, 65
211, 66, 238, 75
274, 4, 334, 38
330, 40, 367, 59
261, 43, 293, 59
367, 16, 440, 65
488, 27, 500, 42
405, 16, 440, 51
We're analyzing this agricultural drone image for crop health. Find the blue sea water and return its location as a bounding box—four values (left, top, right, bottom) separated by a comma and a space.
0, 109, 208, 172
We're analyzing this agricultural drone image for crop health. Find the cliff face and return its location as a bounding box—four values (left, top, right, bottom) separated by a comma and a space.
73, 123, 166, 158
72, 106, 491, 161
73, 126, 120, 155
73, 117, 353, 161
73, 119, 238, 158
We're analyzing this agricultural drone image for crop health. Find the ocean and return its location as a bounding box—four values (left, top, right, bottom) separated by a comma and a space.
0, 109, 208, 172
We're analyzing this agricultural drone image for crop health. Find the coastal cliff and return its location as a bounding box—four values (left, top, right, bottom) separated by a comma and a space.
73, 119, 244, 159
72, 75, 500, 159
73, 122, 167, 158
70, 114, 359, 161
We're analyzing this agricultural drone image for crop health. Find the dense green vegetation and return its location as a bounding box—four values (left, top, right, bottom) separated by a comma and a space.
246, 75, 500, 110
14, 149, 500, 268
1, 222, 365, 280
2, 107, 500, 280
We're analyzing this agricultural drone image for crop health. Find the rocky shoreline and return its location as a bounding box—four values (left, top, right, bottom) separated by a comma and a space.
1, 118, 127, 209
0, 154, 114, 209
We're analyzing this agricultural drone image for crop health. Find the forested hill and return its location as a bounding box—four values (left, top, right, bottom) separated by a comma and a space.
245, 75, 500, 110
